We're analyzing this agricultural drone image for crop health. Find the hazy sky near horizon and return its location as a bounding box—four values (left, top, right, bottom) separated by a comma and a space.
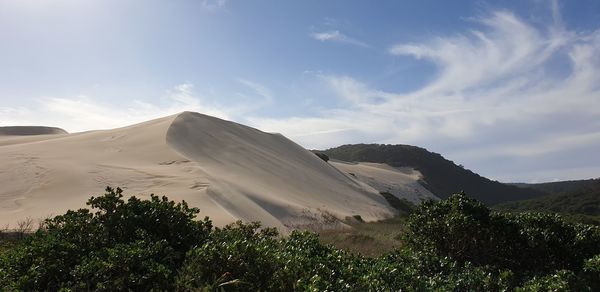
1, 0, 600, 183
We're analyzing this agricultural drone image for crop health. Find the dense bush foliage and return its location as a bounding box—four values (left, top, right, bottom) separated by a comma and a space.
0, 187, 212, 291
1, 188, 599, 291
406, 193, 600, 274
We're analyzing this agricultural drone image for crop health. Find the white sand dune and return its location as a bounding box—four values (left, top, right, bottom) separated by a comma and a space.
0, 112, 399, 232
330, 161, 439, 204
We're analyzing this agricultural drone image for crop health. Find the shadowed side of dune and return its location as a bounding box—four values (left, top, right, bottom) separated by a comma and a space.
165, 112, 395, 230
0, 126, 68, 136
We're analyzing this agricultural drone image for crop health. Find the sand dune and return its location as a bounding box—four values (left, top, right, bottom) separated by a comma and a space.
0, 112, 405, 232
330, 161, 438, 203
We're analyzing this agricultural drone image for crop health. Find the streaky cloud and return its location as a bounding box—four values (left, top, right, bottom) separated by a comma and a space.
310, 30, 370, 48
251, 7, 600, 182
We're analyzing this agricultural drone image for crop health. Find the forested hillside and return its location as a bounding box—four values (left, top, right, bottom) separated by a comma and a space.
510, 178, 599, 195
321, 144, 547, 205
497, 180, 600, 224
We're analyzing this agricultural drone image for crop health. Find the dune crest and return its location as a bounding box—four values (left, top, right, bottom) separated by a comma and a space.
166, 112, 395, 230
0, 112, 405, 231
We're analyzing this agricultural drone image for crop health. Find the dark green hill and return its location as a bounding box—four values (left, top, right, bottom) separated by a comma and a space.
496, 181, 600, 218
321, 144, 547, 205
510, 178, 599, 195
0, 126, 67, 136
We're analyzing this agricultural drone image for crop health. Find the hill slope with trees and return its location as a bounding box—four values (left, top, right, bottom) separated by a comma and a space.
320, 144, 547, 205
496, 180, 600, 224
510, 178, 599, 195
0, 126, 67, 136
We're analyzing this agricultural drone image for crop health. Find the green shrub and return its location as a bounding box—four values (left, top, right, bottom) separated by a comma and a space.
370, 248, 515, 291
401, 192, 600, 291
177, 226, 374, 291
405, 193, 600, 277
71, 237, 175, 291
0, 187, 212, 291
516, 270, 578, 292
2, 188, 599, 291
175, 221, 281, 291
275, 231, 373, 291
582, 255, 600, 291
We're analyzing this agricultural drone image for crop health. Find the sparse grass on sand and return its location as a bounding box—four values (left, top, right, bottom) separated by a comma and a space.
317, 216, 407, 257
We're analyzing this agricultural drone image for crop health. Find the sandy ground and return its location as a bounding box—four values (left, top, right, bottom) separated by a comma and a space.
330, 161, 438, 203
0, 112, 416, 232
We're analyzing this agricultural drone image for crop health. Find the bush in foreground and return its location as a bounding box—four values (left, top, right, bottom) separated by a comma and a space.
0, 187, 212, 291
405, 193, 600, 278
1, 188, 599, 291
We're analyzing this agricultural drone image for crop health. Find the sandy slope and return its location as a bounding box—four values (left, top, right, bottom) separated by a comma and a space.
330, 161, 439, 203
0, 112, 397, 232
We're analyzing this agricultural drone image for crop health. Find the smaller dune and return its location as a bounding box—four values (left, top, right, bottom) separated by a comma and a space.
330, 161, 439, 203
0, 126, 68, 136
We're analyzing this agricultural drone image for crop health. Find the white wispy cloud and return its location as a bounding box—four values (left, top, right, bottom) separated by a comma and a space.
0, 83, 233, 133
205, 0, 226, 8
0, 78, 282, 134
251, 7, 600, 182
319, 75, 396, 105
388, 11, 570, 95
201, 0, 227, 11
237, 78, 273, 103
310, 30, 370, 47
3, 4, 598, 182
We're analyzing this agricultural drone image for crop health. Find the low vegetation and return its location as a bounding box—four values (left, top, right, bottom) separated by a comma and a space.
317, 191, 415, 257
313, 152, 330, 162
1, 187, 599, 291
379, 191, 415, 215
318, 216, 406, 257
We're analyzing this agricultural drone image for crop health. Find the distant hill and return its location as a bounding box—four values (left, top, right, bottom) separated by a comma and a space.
509, 178, 600, 195
496, 180, 600, 217
0, 126, 67, 136
320, 144, 547, 205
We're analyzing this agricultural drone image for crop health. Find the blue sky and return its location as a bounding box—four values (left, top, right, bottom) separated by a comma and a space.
2, 0, 600, 183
